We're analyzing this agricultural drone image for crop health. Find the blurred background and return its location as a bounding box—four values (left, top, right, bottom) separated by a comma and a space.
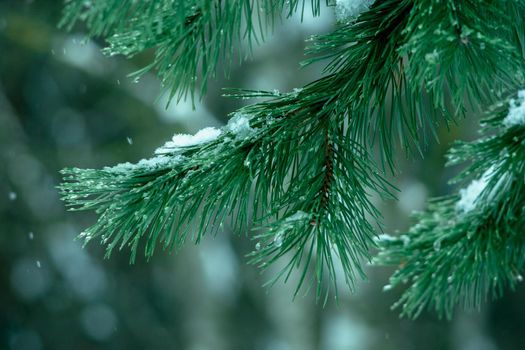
1, 1, 525, 349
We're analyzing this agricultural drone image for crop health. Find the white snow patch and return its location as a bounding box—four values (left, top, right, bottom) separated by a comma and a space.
373, 234, 397, 244
273, 233, 283, 247
400, 235, 410, 246
106, 155, 184, 174
456, 166, 505, 213
226, 113, 255, 139
503, 90, 525, 127
285, 211, 310, 222
169, 127, 221, 147
456, 178, 488, 213
155, 127, 221, 154
292, 87, 303, 97
335, 0, 374, 22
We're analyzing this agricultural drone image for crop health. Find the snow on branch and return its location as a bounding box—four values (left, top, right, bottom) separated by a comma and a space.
335, 0, 374, 21
503, 90, 525, 127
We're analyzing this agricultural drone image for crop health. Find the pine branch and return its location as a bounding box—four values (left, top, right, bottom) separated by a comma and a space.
59, 0, 525, 299
248, 116, 394, 300
60, 0, 324, 100
60, 91, 393, 297
305, 0, 524, 167
401, 0, 524, 113
375, 89, 525, 319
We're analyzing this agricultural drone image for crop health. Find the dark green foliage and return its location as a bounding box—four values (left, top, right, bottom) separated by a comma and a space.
60, 89, 394, 299
402, 0, 523, 112
375, 92, 525, 318
60, 0, 525, 304
60, 0, 324, 101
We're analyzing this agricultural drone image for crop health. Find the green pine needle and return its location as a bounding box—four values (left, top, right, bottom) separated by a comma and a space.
60, 90, 394, 298
60, 0, 324, 101
59, 0, 525, 303
375, 91, 525, 319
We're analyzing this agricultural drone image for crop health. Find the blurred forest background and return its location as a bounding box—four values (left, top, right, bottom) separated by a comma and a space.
1, 1, 525, 350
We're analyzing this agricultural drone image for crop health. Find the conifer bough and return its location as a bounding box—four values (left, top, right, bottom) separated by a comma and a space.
59, 0, 525, 314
